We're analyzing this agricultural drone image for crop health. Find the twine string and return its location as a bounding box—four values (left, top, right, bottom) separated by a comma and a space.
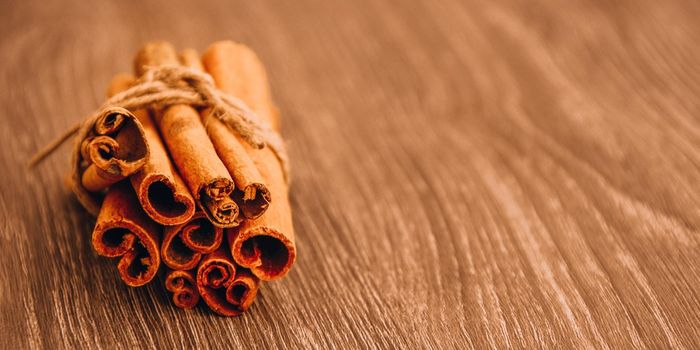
28, 65, 289, 180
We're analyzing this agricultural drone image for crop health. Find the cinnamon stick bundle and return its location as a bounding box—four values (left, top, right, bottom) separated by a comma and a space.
202, 41, 296, 280
134, 42, 239, 228
106, 74, 196, 226
180, 49, 271, 221
196, 247, 260, 316
91, 181, 161, 286
39, 40, 299, 316
161, 212, 223, 270
165, 269, 200, 309
79, 107, 149, 192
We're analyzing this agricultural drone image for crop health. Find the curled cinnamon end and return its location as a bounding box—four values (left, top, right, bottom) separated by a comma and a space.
203, 178, 234, 200
181, 215, 224, 253
196, 248, 237, 316
227, 226, 296, 281
80, 107, 149, 192
199, 178, 238, 227
165, 270, 200, 309
197, 248, 258, 316
225, 268, 259, 311
94, 109, 127, 135
92, 182, 160, 286
138, 173, 196, 225
81, 137, 126, 191
200, 194, 239, 228
233, 183, 271, 220
162, 212, 224, 270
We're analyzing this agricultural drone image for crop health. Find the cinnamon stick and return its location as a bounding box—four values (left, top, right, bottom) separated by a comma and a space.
106, 74, 196, 226
165, 269, 200, 309
134, 41, 239, 227
80, 107, 149, 192
202, 41, 296, 280
196, 247, 259, 316
179, 48, 271, 221
161, 212, 223, 270
91, 181, 161, 287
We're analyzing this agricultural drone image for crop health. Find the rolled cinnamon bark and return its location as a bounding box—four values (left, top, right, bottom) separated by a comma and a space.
196, 247, 260, 316
161, 212, 223, 270
106, 74, 196, 226
202, 41, 296, 280
165, 269, 200, 309
80, 107, 149, 192
180, 49, 271, 221
134, 41, 239, 227
226, 268, 259, 311
92, 181, 161, 287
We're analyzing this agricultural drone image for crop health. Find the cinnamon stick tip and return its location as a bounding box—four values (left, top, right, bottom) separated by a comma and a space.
203, 40, 256, 58
92, 219, 161, 286
138, 175, 196, 226
231, 227, 296, 281
165, 270, 200, 309
134, 41, 178, 76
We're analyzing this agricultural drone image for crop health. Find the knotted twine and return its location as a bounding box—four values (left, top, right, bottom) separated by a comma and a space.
30, 65, 289, 215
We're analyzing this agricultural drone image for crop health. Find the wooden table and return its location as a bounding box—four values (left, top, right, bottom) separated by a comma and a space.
2, 0, 699, 348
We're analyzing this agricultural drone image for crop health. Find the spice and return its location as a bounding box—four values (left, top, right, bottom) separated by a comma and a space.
161, 212, 223, 270
107, 74, 196, 226
203, 41, 296, 280
79, 107, 149, 193
91, 181, 161, 286
196, 247, 259, 316
134, 42, 239, 227
165, 269, 200, 309
180, 49, 272, 221
34, 40, 296, 316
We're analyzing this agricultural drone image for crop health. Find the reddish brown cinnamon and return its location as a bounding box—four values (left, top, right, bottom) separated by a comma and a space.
161, 212, 223, 270
134, 41, 239, 227
203, 41, 296, 280
180, 49, 271, 220
80, 107, 149, 192
165, 269, 200, 309
226, 268, 259, 311
92, 181, 161, 287
106, 74, 196, 226
196, 247, 259, 316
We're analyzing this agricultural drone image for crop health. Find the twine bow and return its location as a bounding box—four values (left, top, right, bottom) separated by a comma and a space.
29, 65, 289, 179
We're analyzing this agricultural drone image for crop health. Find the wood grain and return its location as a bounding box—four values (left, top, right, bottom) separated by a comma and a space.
1, 0, 699, 348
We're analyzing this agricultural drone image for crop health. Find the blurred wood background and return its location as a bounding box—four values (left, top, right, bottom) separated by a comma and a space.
1, 0, 699, 348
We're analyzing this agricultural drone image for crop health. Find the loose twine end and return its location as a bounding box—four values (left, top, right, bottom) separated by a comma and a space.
27, 123, 81, 168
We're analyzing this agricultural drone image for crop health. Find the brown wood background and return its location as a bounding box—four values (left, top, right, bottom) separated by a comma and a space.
1, 0, 699, 348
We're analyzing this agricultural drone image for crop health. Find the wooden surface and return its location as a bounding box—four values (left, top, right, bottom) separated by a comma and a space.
1, 0, 699, 348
